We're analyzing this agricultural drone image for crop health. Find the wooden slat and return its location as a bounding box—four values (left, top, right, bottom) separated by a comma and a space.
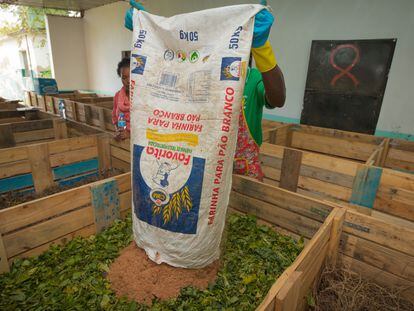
50, 146, 98, 167
232, 175, 332, 223
280, 148, 302, 192
110, 145, 131, 163
0, 234, 9, 273
97, 135, 111, 171
11, 224, 96, 262
274, 271, 302, 311
111, 157, 130, 172
91, 179, 120, 233
48, 135, 97, 154
339, 254, 414, 302
327, 208, 346, 266
229, 191, 320, 239
291, 131, 377, 161
0, 124, 15, 148
0, 185, 91, 234
14, 128, 55, 144
11, 119, 53, 132
53, 119, 68, 139
26, 143, 54, 193
98, 107, 106, 130
350, 166, 383, 209
343, 210, 414, 256
0, 160, 31, 179
0, 146, 28, 164
115, 172, 132, 193
340, 233, 414, 281
3, 206, 94, 258
84, 105, 93, 125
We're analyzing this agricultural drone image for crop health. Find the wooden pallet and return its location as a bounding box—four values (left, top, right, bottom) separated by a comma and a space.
264, 123, 414, 174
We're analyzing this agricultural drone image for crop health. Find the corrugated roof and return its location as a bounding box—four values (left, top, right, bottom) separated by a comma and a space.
1, 0, 122, 11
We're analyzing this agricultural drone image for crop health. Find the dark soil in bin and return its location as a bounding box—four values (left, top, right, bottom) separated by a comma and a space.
0, 168, 124, 210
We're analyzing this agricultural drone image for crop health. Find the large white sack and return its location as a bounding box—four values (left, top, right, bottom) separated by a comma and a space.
130, 4, 263, 268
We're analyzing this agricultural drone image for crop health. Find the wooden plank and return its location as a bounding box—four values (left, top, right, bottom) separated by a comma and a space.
110, 145, 131, 163
0, 124, 15, 148
111, 157, 130, 172
0, 173, 33, 193
2, 206, 94, 258
119, 191, 131, 212
10, 119, 53, 132
50, 146, 98, 167
340, 233, 414, 281
0, 234, 9, 273
84, 105, 93, 125
10, 224, 96, 262
97, 135, 111, 171
26, 143, 54, 193
115, 172, 132, 193
97, 107, 106, 130
291, 131, 377, 161
232, 175, 333, 223
327, 208, 346, 267
53, 158, 99, 180
0, 160, 31, 179
274, 271, 302, 311
375, 185, 414, 222
53, 119, 68, 139
339, 254, 414, 303
14, 128, 55, 144
48, 135, 97, 155
229, 191, 320, 239
91, 178, 120, 233
0, 185, 91, 234
350, 166, 383, 209
279, 148, 302, 192
343, 210, 414, 256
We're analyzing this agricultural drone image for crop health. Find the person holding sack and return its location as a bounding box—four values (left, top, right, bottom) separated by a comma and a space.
124, 0, 286, 181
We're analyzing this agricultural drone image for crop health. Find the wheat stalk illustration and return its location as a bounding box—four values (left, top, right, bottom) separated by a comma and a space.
181, 186, 193, 212
159, 186, 193, 225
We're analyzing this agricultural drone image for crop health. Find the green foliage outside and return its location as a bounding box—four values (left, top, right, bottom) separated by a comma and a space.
0, 214, 303, 310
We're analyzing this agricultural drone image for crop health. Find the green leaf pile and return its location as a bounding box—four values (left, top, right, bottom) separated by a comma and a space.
0, 214, 303, 310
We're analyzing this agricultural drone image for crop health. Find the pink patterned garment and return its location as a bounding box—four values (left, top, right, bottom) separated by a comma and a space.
234, 108, 264, 181
112, 86, 131, 132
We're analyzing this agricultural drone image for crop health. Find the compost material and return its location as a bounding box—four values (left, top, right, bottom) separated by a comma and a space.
109, 243, 219, 304
311, 266, 414, 311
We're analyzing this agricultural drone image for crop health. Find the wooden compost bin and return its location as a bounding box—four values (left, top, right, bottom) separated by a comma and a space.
0, 133, 131, 273
264, 123, 414, 174
0, 117, 102, 149
259, 142, 414, 225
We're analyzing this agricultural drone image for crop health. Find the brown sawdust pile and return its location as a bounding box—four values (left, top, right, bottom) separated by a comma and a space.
311, 266, 414, 311
109, 242, 219, 304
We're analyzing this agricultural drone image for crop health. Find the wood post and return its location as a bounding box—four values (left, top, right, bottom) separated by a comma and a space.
274, 271, 302, 311
0, 234, 9, 273
98, 107, 106, 130
279, 148, 303, 192
91, 178, 120, 233
53, 119, 68, 139
379, 138, 390, 167
24, 110, 38, 120
70, 101, 78, 121
26, 143, 55, 194
84, 105, 93, 125
327, 208, 346, 267
0, 124, 15, 148
97, 135, 111, 172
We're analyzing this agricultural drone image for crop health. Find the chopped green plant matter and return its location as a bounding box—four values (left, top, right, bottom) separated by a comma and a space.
0, 214, 303, 310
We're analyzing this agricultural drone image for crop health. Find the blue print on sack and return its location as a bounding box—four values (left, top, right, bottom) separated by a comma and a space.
131, 54, 147, 75
220, 57, 241, 81
133, 144, 205, 234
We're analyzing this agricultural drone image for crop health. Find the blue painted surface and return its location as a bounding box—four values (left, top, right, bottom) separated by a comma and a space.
0, 173, 34, 193
374, 129, 414, 142
263, 113, 300, 124
58, 171, 99, 187
91, 179, 120, 232
350, 166, 383, 209
53, 158, 99, 180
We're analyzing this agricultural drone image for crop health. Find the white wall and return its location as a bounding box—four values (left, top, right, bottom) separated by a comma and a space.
83, 0, 414, 136
46, 15, 89, 90
83, 1, 131, 95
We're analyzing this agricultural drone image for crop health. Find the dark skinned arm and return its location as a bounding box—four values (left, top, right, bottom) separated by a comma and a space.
262, 65, 286, 108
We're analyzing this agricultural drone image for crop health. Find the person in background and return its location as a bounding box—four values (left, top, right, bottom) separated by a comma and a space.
112, 57, 131, 141
233, 7, 286, 181
125, 1, 286, 181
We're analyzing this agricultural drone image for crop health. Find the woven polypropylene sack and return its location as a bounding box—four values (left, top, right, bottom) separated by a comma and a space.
130, 4, 264, 268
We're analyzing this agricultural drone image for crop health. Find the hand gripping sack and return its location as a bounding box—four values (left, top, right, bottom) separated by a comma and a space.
131, 4, 264, 268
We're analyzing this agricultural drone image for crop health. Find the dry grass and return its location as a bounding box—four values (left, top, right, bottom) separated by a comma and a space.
310, 266, 414, 311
